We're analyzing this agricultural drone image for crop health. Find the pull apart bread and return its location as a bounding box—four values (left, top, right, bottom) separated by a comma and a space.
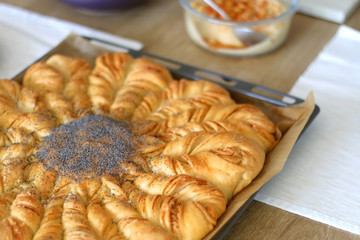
0, 52, 277, 240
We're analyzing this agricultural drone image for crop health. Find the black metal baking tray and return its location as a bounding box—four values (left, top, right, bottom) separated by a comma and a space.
12, 35, 320, 240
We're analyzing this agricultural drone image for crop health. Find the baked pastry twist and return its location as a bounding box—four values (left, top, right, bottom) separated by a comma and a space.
88, 53, 173, 120
132, 103, 275, 151
0, 52, 276, 240
148, 132, 265, 199
23, 54, 92, 125
131, 79, 235, 121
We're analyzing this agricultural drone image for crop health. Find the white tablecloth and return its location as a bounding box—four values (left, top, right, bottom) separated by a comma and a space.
255, 25, 360, 235
0, 3, 143, 79
298, 0, 360, 23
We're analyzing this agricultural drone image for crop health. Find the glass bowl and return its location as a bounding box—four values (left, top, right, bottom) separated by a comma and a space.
179, 0, 298, 57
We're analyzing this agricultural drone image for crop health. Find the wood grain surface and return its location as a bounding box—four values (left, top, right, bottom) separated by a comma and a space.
1, 0, 359, 239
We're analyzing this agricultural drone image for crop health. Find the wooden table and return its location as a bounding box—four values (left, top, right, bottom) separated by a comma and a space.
1, 0, 359, 239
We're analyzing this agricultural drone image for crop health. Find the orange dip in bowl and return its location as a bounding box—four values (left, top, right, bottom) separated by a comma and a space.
190, 0, 285, 22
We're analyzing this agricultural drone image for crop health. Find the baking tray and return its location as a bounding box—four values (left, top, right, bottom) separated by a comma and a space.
12, 35, 320, 240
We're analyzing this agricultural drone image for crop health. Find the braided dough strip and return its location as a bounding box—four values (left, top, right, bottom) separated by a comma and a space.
131, 79, 234, 121
123, 173, 227, 240
23, 62, 65, 94
162, 120, 274, 151
0, 144, 34, 192
162, 104, 276, 151
0, 143, 33, 162
23, 64, 75, 125
134, 173, 227, 220
103, 196, 176, 240
33, 194, 65, 240
0, 80, 51, 126
134, 103, 276, 151
0, 79, 54, 116
0, 111, 55, 138
0, 80, 49, 144
0, 80, 21, 113
88, 52, 134, 116
26, 163, 58, 202
0, 216, 33, 240
88, 53, 174, 120
34, 177, 129, 240
1, 157, 28, 192
109, 57, 174, 120
0, 189, 19, 220
46, 54, 92, 117
88, 203, 126, 240
0, 189, 44, 239
149, 132, 265, 199
0, 128, 37, 147
62, 193, 98, 240
10, 189, 44, 234
23, 56, 93, 124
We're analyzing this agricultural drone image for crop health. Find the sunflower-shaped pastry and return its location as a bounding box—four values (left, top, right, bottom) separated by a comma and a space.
0, 52, 276, 240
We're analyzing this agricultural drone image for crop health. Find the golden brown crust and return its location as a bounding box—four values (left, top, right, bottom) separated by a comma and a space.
133, 103, 276, 152
88, 53, 174, 120
103, 197, 176, 240
10, 190, 44, 233
47, 54, 97, 118
122, 173, 226, 240
23, 63, 65, 94
157, 104, 275, 151
22, 55, 93, 123
87, 202, 126, 240
47, 54, 92, 118
0, 79, 22, 113
149, 132, 265, 199
88, 52, 134, 116
134, 173, 227, 218
33, 195, 65, 240
0, 111, 55, 138
0, 52, 277, 240
42, 92, 76, 125
26, 163, 58, 202
131, 79, 234, 121
0, 216, 33, 240
0, 190, 19, 218
0, 128, 37, 147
